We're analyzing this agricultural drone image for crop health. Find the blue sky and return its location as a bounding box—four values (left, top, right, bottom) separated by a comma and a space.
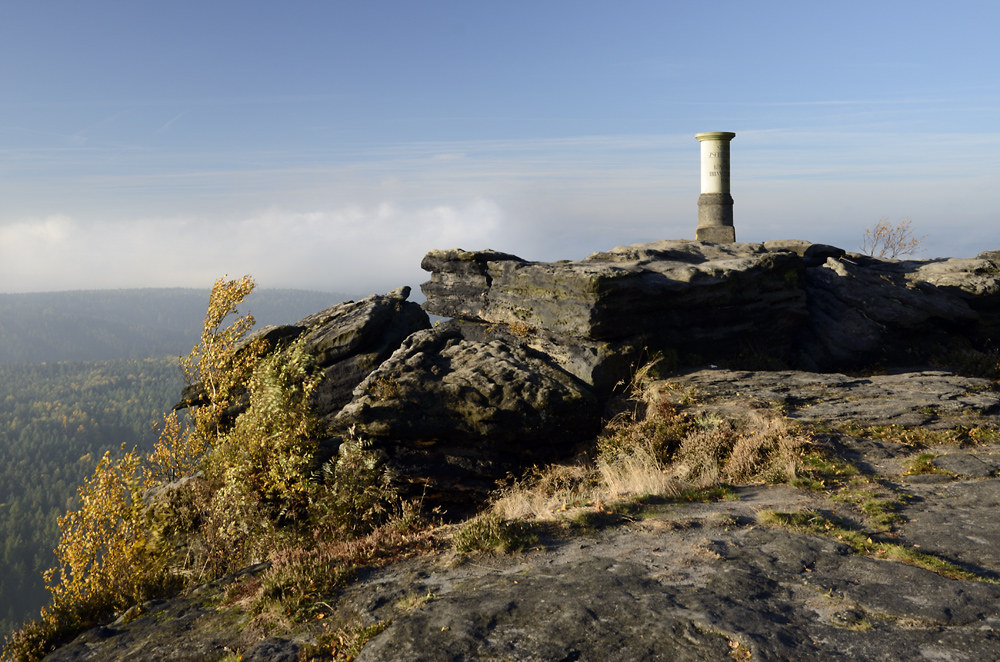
1, 1, 998, 295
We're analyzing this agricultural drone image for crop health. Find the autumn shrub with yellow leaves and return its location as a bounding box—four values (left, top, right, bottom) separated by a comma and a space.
2, 276, 404, 662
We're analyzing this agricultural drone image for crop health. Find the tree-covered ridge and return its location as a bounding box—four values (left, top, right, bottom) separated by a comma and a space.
0, 288, 348, 364
0, 358, 184, 639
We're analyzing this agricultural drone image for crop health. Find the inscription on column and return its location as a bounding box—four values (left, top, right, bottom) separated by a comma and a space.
698, 134, 734, 195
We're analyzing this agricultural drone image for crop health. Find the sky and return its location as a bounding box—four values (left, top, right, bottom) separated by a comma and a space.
1, 1, 998, 297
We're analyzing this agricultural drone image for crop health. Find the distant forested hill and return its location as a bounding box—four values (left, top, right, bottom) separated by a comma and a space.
0, 288, 350, 364
0, 358, 184, 638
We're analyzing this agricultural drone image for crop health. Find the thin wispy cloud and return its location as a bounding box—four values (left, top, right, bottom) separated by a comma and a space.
152, 113, 185, 136
735, 98, 958, 107
0, 94, 347, 110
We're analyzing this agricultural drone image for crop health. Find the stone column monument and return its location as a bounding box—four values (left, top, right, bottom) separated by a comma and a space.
695, 131, 736, 242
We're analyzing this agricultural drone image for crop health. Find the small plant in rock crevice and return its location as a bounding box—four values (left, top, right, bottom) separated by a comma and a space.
453, 512, 538, 554
904, 452, 954, 477
829, 482, 908, 532
840, 422, 1000, 447
793, 450, 859, 491
728, 639, 753, 661
299, 618, 393, 661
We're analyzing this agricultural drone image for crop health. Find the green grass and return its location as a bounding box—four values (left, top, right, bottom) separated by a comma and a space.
758, 509, 996, 583
674, 485, 740, 502
299, 618, 392, 660
453, 513, 539, 554
795, 451, 859, 490
903, 452, 953, 477
841, 423, 1000, 447
829, 484, 907, 531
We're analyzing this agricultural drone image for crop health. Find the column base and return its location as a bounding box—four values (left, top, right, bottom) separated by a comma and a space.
697, 193, 735, 243
696, 226, 736, 242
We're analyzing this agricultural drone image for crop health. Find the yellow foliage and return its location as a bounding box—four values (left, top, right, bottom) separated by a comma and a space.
179, 275, 266, 444
4, 275, 404, 660
43, 449, 162, 626
146, 411, 205, 486
5, 276, 267, 661
207, 338, 321, 518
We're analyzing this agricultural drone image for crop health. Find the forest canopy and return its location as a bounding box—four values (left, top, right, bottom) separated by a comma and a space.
0, 358, 184, 638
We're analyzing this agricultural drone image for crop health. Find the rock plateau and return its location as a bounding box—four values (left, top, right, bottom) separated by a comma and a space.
46, 239, 1000, 661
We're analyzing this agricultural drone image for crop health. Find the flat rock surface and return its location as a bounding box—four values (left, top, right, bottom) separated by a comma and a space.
669, 368, 1000, 427
44, 369, 1000, 661
353, 476, 1000, 661
897, 479, 1000, 576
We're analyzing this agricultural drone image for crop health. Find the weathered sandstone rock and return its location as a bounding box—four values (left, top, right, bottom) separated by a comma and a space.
334, 324, 600, 508
297, 286, 430, 424
421, 240, 1000, 381
799, 254, 984, 370
422, 241, 807, 341
666, 367, 1000, 428
56, 369, 1000, 662
421, 241, 808, 392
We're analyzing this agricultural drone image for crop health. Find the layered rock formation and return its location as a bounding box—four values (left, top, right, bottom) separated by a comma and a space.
421, 242, 808, 393
421, 240, 1000, 386
42, 239, 1000, 661
294, 287, 430, 425
175, 286, 430, 424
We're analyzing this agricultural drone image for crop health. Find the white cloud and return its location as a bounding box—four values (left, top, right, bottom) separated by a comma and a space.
0, 200, 507, 295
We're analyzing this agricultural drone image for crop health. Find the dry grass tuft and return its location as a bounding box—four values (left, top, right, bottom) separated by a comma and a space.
488, 438, 684, 523
491, 464, 598, 521
597, 440, 679, 499
486, 369, 809, 525
673, 411, 807, 485
453, 512, 537, 553
487, 450, 681, 525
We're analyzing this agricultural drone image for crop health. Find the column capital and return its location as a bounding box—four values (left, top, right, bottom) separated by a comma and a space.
695, 132, 736, 142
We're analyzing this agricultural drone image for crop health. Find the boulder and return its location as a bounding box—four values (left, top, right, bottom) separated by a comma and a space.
334, 324, 600, 509
298, 286, 431, 424
798, 255, 981, 370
